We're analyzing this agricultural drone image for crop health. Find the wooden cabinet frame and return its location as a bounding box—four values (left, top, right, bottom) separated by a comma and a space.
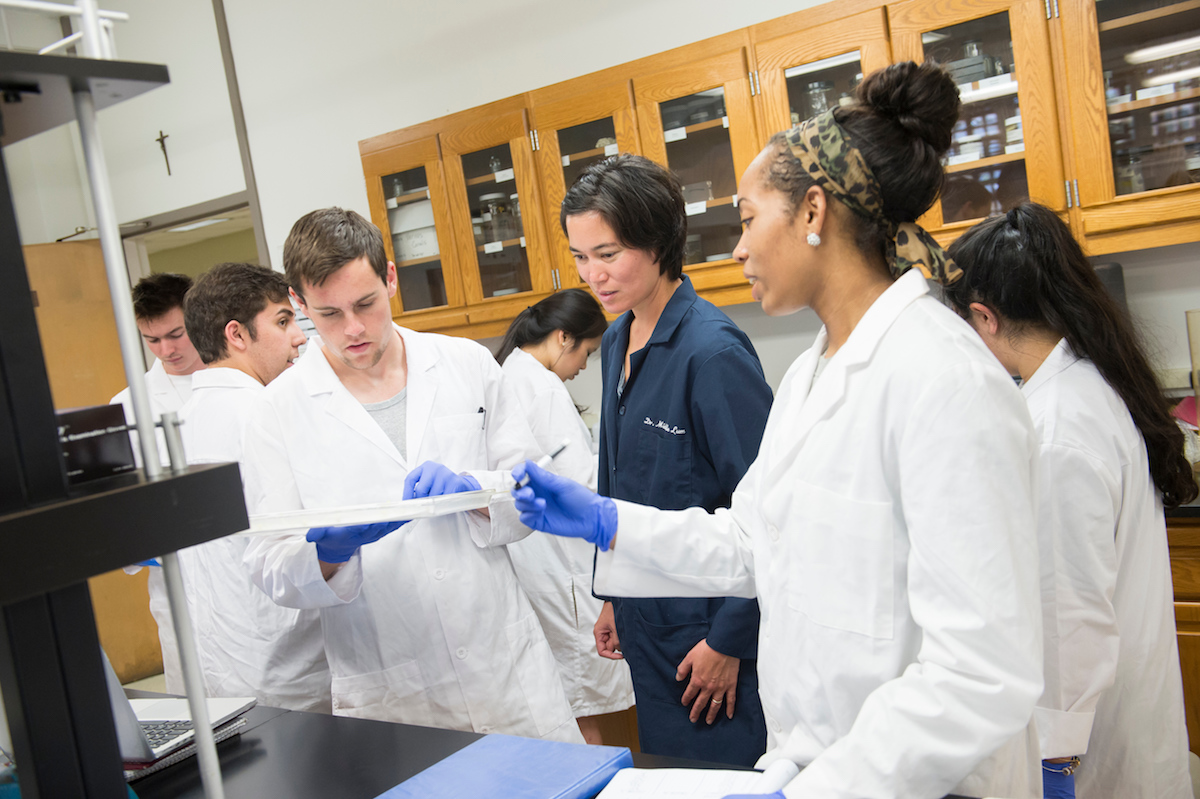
360, 135, 468, 330
754, 8, 894, 137
889, 0, 1067, 232
529, 81, 641, 289
440, 108, 555, 322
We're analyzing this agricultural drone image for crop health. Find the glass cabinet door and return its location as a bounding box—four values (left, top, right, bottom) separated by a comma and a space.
1065, 0, 1200, 200
360, 136, 464, 319
530, 82, 641, 289
635, 49, 760, 271
889, 0, 1065, 231
441, 110, 553, 305
754, 8, 893, 136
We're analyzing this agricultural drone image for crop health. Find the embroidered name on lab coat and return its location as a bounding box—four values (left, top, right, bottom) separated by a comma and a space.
644, 417, 686, 435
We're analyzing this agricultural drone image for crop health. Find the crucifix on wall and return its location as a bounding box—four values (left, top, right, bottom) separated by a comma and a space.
155, 130, 171, 176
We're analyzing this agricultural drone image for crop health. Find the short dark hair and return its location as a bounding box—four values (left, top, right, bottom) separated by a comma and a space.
132, 273, 192, 321
283, 208, 388, 301
560, 154, 687, 281
184, 263, 291, 364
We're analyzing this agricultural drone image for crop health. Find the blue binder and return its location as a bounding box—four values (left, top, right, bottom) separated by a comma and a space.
375, 734, 633, 799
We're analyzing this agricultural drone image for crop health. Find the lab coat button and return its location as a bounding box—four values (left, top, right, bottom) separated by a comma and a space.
618, 405, 626, 416
768, 524, 780, 541
456, 647, 468, 660
434, 568, 446, 580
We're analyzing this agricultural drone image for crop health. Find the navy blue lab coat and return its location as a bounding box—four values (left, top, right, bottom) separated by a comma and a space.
597, 276, 772, 766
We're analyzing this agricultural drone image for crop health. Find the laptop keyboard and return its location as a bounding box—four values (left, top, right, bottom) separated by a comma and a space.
140, 720, 194, 754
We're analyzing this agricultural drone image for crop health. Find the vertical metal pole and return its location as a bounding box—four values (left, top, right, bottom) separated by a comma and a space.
73, 84, 225, 799
70, 87, 160, 478
161, 552, 225, 799
75, 0, 101, 58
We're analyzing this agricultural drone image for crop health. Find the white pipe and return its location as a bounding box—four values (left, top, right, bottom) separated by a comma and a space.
100, 17, 114, 58
70, 88, 160, 475
37, 30, 82, 55
0, 0, 127, 20
75, 0, 100, 58
162, 552, 226, 799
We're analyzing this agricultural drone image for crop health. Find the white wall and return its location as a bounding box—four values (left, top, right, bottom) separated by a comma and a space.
4, 0, 243, 245
220, 0, 819, 270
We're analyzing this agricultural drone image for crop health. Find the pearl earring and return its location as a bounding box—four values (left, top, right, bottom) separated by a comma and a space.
806, 232, 821, 248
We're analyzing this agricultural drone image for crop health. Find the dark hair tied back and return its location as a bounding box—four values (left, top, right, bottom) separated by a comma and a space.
495, 289, 608, 365
946, 202, 1198, 508
765, 61, 960, 259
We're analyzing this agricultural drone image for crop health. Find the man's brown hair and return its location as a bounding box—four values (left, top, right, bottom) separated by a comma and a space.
283, 208, 387, 301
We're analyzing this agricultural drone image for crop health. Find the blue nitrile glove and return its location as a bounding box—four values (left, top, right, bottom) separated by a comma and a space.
403, 461, 482, 499
511, 460, 617, 550
1042, 759, 1078, 799
722, 792, 786, 798
136, 558, 161, 567
306, 521, 406, 564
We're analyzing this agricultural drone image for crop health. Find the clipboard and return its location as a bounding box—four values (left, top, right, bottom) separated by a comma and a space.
241, 489, 498, 536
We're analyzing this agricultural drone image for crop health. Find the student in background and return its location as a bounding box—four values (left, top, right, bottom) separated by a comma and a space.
496, 288, 634, 744
112, 272, 204, 696
946, 202, 1195, 799
177, 262, 331, 712
561, 154, 772, 766
240, 208, 580, 741
513, 62, 1044, 799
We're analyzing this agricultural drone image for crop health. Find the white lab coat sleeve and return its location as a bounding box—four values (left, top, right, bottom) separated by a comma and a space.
1034, 441, 1120, 758
538, 383, 599, 490
240, 399, 364, 609
784, 361, 1044, 799
593, 462, 762, 600
465, 351, 543, 547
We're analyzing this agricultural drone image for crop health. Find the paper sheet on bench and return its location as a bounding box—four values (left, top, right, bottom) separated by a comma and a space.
240, 489, 498, 535
598, 759, 799, 798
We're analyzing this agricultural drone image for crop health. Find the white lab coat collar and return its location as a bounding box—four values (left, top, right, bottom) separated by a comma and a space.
190, 365, 263, 392
764, 270, 929, 482
1019, 337, 1075, 399
294, 324, 437, 471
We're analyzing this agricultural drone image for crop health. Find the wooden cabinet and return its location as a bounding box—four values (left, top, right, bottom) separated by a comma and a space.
1059, 0, 1200, 253
529, 80, 642, 290
889, 0, 1067, 244
360, 0, 1200, 338
1168, 517, 1200, 754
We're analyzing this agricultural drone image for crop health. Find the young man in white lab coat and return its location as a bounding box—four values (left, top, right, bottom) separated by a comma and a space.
240, 208, 581, 742
111, 272, 204, 695
175, 262, 331, 712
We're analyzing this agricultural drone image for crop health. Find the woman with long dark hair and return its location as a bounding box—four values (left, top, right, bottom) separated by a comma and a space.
495, 288, 633, 743
945, 202, 1194, 799
512, 62, 1045, 798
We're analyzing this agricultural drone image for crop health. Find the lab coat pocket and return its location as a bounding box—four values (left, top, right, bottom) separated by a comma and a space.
330, 659, 425, 720
629, 427, 693, 506
789, 481, 894, 639
504, 613, 572, 737
431, 412, 486, 471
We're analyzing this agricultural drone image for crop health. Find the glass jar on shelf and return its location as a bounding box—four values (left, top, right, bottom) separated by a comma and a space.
479, 193, 512, 242
1115, 154, 1146, 194
806, 80, 835, 116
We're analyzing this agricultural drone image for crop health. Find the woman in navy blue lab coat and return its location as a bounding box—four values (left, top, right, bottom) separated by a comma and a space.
561, 154, 772, 765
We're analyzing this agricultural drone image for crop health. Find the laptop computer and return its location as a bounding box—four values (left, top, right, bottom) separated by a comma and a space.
101, 648, 255, 765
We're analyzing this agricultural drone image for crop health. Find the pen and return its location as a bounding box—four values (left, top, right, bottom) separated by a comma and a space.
515, 438, 571, 489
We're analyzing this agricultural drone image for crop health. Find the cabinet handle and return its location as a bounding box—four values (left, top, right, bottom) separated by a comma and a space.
1073, 179, 1080, 207
1065, 180, 1072, 208
529, 130, 540, 151
748, 70, 760, 96
1044, 0, 1051, 19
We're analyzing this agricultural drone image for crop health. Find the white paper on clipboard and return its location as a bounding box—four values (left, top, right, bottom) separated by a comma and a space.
598, 759, 799, 798
241, 489, 498, 536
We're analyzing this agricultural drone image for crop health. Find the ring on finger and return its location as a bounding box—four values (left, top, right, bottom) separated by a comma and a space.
710, 697, 724, 705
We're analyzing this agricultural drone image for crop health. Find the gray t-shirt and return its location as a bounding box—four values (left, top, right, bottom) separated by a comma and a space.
362, 388, 407, 460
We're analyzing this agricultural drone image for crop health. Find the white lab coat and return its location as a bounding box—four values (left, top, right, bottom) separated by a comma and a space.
1024, 340, 1191, 798
501, 348, 635, 717
111, 360, 195, 695
593, 271, 1045, 799
176, 367, 331, 712
241, 325, 582, 742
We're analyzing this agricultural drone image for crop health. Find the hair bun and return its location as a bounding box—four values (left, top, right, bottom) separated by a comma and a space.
857, 61, 960, 155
